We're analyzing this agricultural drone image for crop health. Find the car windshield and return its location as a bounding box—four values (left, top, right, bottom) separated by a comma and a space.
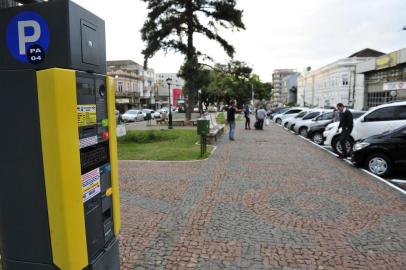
295, 111, 307, 118
353, 111, 367, 119
303, 111, 320, 120
277, 108, 290, 114
126, 111, 138, 115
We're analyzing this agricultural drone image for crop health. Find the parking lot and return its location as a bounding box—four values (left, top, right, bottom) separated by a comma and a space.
275, 121, 406, 194
119, 120, 406, 269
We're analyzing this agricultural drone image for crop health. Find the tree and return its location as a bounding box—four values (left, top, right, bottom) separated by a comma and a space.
141, 0, 245, 120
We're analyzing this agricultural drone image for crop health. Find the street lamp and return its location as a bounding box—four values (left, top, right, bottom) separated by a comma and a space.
166, 77, 173, 129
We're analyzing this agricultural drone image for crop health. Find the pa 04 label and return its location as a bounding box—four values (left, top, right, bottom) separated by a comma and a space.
6, 11, 50, 64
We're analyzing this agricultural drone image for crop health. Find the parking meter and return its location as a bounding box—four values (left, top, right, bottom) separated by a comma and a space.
0, 1, 120, 269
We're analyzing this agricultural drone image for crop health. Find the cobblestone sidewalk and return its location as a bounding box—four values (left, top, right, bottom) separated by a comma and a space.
118, 122, 406, 270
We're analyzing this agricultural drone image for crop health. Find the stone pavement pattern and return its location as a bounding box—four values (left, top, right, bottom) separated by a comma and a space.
118, 122, 406, 270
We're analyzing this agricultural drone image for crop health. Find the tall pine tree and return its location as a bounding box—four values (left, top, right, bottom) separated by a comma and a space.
141, 0, 245, 120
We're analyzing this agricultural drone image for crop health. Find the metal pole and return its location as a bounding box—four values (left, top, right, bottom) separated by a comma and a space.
168, 82, 173, 129
251, 83, 254, 107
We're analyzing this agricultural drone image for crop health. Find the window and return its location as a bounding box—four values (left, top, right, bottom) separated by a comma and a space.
285, 109, 302, 114
317, 112, 333, 121
398, 106, 406, 120
303, 112, 320, 120
117, 82, 123, 93
342, 74, 349, 86
364, 107, 398, 122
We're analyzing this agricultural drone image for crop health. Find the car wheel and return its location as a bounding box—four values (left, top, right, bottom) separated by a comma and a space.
312, 132, 323, 145
290, 124, 295, 131
365, 153, 393, 177
276, 118, 282, 125
284, 122, 288, 128
332, 136, 353, 156
299, 127, 308, 137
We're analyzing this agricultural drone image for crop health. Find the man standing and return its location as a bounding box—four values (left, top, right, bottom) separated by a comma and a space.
336, 103, 353, 158
244, 104, 251, 130
227, 100, 238, 140
256, 106, 267, 130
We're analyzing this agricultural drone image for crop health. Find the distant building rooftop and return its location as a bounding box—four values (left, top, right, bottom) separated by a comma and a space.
348, 48, 385, 58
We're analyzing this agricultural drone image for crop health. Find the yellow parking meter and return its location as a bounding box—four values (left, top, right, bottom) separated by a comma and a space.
0, 1, 120, 269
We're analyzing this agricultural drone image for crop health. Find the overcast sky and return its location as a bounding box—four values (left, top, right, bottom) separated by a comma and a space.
74, 0, 406, 82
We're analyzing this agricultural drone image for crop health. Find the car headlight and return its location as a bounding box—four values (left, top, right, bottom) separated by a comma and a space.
353, 142, 370, 151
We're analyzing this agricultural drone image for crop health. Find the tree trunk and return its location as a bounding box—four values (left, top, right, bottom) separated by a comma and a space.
185, 0, 194, 121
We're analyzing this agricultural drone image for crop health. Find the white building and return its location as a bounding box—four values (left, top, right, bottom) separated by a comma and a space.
297, 49, 384, 110
107, 60, 156, 108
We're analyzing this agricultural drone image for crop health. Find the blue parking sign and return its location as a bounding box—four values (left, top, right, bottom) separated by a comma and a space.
6, 11, 50, 64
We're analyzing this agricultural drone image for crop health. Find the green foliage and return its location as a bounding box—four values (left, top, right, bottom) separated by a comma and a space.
201, 60, 271, 108
118, 129, 212, 160
141, 0, 245, 118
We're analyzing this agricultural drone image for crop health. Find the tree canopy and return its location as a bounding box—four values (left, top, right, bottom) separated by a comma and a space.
141, 0, 245, 119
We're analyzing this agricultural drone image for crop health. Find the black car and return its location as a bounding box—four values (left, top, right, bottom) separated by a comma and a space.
308, 111, 366, 145
351, 125, 406, 177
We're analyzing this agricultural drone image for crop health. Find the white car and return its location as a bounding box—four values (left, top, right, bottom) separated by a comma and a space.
281, 110, 309, 129
122, 110, 144, 122
273, 108, 307, 125
293, 109, 333, 137
323, 101, 406, 155
142, 109, 155, 119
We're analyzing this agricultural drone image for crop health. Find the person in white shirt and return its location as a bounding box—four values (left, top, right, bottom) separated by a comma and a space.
256, 107, 267, 130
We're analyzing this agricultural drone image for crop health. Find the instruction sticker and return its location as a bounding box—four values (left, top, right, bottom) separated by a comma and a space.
77, 104, 97, 127
82, 168, 101, 203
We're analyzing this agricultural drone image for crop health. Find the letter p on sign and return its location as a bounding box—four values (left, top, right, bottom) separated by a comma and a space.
6, 11, 50, 63
18, 20, 41, 55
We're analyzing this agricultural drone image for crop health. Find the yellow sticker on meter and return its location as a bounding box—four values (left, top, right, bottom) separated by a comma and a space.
77, 104, 97, 127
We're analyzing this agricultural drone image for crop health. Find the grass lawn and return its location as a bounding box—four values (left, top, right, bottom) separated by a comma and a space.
118, 129, 213, 161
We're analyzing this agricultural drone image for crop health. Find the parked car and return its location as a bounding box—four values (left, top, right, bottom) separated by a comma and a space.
308, 111, 366, 145
122, 110, 144, 122
270, 107, 291, 120
281, 110, 309, 128
323, 101, 406, 155
292, 109, 331, 136
273, 108, 307, 125
142, 109, 155, 120
351, 124, 406, 177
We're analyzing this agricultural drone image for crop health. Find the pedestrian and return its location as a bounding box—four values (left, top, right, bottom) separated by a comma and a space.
227, 100, 238, 141
336, 102, 353, 158
256, 106, 267, 130
244, 104, 251, 130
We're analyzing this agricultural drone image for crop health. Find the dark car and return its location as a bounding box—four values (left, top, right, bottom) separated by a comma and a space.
308, 111, 366, 145
351, 125, 406, 177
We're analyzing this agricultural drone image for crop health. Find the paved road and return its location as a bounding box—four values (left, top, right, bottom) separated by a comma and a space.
118, 122, 406, 270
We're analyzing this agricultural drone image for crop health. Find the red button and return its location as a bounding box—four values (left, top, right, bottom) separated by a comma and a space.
102, 131, 109, 140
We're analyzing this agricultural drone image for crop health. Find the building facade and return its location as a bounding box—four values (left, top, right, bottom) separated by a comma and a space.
272, 69, 297, 107
155, 73, 185, 109
107, 60, 156, 111
281, 73, 300, 105
297, 49, 384, 110
356, 48, 406, 109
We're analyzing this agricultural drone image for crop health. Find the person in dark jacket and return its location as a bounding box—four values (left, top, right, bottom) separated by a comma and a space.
336, 103, 353, 158
244, 104, 251, 130
227, 100, 237, 140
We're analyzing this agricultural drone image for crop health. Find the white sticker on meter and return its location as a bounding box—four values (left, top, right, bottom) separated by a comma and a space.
82, 167, 101, 203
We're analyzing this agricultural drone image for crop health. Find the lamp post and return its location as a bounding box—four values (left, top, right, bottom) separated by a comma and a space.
166, 77, 173, 129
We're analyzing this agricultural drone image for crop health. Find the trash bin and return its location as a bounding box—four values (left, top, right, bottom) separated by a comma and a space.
197, 119, 210, 135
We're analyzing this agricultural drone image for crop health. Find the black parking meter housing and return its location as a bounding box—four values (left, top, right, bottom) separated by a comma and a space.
0, 0, 106, 74
0, 1, 120, 270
